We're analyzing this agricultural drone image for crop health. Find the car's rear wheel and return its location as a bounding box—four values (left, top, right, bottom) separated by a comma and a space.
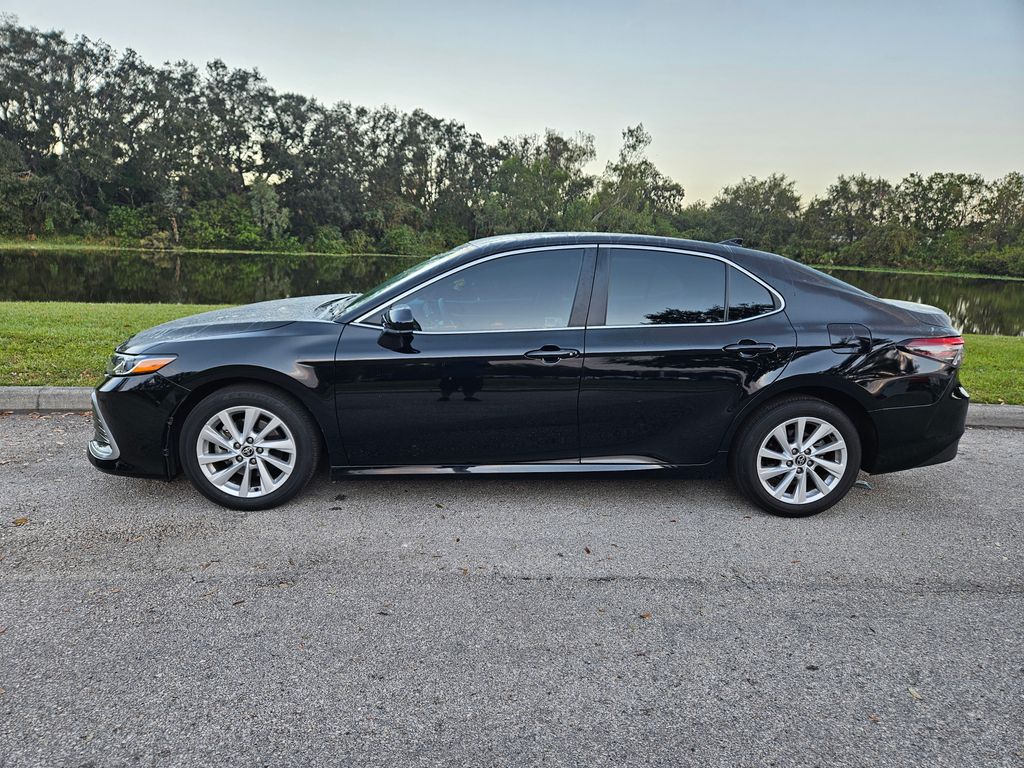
179, 385, 321, 510
731, 396, 861, 517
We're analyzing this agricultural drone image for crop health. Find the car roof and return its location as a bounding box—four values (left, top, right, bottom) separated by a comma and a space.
464, 232, 735, 259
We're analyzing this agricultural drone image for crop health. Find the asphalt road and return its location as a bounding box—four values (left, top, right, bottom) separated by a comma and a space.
1, 413, 1021, 767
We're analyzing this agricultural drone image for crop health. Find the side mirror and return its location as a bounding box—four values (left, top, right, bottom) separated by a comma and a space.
382, 304, 419, 333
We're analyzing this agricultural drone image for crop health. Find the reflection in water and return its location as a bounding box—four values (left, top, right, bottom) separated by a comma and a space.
823, 268, 1024, 336
0, 250, 421, 305
0, 250, 1021, 336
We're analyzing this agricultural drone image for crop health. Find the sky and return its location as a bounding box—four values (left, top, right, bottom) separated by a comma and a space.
6, 0, 1024, 202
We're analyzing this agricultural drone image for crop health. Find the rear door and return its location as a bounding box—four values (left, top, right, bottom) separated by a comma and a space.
579, 245, 797, 465
336, 246, 596, 466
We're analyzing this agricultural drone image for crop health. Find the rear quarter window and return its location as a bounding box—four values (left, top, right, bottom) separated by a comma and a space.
728, 268, 777, 320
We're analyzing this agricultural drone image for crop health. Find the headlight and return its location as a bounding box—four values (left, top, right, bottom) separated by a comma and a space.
106, 353, 177, 376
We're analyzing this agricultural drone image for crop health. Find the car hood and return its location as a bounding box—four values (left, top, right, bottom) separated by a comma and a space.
119, 294, 353, 352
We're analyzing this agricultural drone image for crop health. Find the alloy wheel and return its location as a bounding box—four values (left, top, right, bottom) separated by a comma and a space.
756, 416, 848, 504
195, 406, 297, 498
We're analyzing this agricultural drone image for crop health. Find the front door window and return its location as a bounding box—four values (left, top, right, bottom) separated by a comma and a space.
394, 249, 585, 332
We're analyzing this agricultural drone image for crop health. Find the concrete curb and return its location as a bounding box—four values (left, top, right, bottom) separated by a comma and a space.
965, 403, 1024, 429
1, 386, 92, 412
2, 385, 1023, 429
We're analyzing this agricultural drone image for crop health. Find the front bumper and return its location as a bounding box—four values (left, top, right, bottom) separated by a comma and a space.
866, 380, 970, 475
86, 373, 192, 479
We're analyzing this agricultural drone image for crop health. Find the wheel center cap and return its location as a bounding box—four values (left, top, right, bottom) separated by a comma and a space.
795, 454, 807, 466
241, 445, 254, 457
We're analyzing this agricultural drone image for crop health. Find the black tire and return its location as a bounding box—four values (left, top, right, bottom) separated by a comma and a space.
730, 396, 861, 518
179, 384, 322, 510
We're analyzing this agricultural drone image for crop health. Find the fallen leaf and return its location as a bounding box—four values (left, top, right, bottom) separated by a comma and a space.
868, 713, 881, 723
435, 503, 444, 509
791, 559, 801, 564
584, 546, 592, 555
908, 686, 923, 700
639, 612, 652, 620
0, 626, 7, 636
460, 567, 469, 575
12, 518, 27, 527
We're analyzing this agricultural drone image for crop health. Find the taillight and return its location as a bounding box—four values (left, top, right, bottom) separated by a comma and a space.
899, 336, 964, 366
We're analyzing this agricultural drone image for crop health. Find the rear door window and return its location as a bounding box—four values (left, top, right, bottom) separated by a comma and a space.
604, 248, 726, 325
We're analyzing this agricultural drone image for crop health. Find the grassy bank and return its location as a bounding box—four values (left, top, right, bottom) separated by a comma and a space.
0, 302, 1020, 403
0, 236, 409, 259
0, 303, 226, 387
3, 238, 1023, 282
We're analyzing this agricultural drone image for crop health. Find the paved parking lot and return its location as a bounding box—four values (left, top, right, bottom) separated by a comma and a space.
0, 412, 1021, 766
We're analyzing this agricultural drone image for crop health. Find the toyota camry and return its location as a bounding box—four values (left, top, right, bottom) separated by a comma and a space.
87, 233, 969, 517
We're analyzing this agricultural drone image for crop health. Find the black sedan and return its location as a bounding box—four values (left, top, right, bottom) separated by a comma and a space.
87, 233, 969, 517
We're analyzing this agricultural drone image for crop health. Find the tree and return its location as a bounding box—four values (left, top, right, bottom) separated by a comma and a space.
980, 172, 1024, 248
807, 174, 894, 246
477, 130, 595, 234
588, 124, 684, 233
894, 172, 987, 237
709, 174, 801, 252
249, 179, 289, 241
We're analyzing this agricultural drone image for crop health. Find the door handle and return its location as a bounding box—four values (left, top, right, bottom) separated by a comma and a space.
723, 341, 777, 356
524, 346, 581, 363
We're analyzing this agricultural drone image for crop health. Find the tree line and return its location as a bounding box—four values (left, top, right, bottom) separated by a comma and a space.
1, 18, 1022, 275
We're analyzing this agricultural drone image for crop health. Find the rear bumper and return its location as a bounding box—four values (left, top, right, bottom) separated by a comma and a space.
86, 373, 191, 479
866, 380, 969, 475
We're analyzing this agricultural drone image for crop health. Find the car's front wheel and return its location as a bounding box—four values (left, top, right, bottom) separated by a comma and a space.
179, 384, 321, 510
731, 396, 861, 517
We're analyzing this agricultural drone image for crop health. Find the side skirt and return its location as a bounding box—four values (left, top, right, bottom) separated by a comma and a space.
328, 456, 724, 480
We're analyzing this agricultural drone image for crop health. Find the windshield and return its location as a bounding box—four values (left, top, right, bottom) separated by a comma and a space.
341, 243, 476, 318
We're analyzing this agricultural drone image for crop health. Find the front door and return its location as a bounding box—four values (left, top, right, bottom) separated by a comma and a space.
336, 246, 595, 466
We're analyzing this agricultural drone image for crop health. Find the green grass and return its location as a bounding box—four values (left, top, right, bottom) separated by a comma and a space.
0, 302, 1021, 403
959, 334, 1024, 405
0, 302, 227, 387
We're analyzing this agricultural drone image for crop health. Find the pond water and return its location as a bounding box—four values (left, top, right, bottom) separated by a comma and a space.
0, 250, 421, 305
822, 268, 1024, 337
1, 250, 1022, 336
